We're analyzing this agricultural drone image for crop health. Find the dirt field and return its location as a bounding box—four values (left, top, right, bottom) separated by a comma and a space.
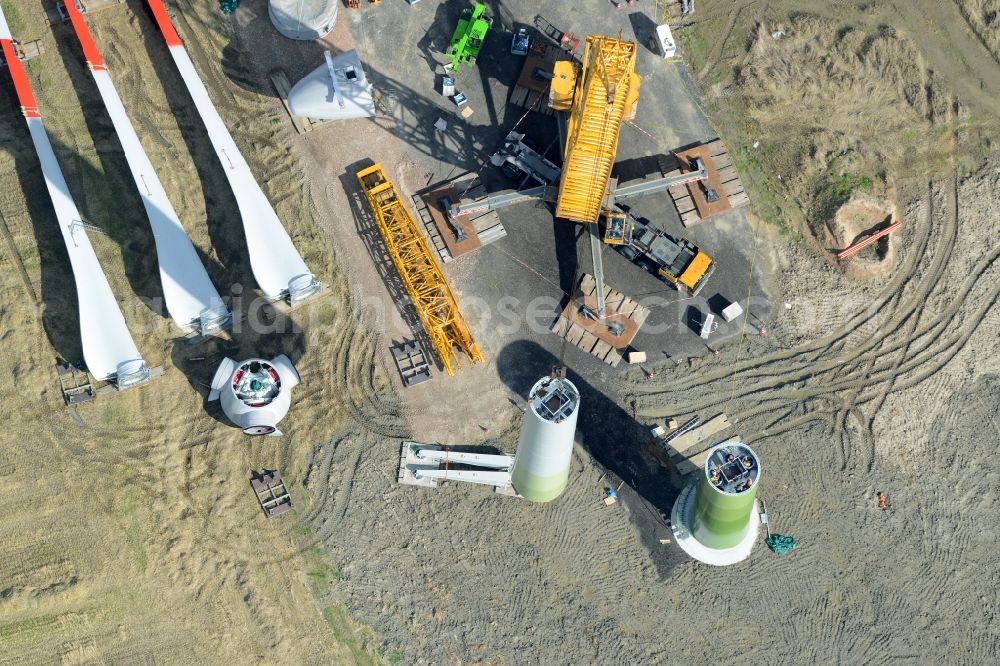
0, 0, 998, 664
0, 1, 374, 663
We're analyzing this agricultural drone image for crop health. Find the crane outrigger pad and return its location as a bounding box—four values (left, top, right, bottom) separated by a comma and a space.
414, 182, 505, 262
666, 140, 749, 227
550, 274, 650, 367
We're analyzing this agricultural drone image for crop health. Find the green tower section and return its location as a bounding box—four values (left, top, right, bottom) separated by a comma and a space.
509, 376, 580, 504
690, 444, 760, 550
510, 466, 570, 504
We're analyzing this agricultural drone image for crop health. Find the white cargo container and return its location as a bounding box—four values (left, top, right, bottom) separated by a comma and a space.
656, 24, 677, 58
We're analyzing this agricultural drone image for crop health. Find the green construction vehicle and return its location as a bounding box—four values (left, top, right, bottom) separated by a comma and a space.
447, 3, 493, 70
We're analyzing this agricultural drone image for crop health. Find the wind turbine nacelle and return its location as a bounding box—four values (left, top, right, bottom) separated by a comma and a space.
207, 355, 300, 436
288, 50, 376, 121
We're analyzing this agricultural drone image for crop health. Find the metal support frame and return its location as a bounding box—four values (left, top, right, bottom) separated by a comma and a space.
357, 164, 484, 376
414, 448, 514, 469
56, 361, 95, 404
449, 165, 705, 220
250, 470, 293, 518
411, 448, 513, 486
413, 468, 512, 486
589, 224, 607, 317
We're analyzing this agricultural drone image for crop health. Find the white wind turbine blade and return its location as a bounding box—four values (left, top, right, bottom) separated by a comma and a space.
146, 0, 318, 304
64, 1, 231, 334
1, 14, 149, 387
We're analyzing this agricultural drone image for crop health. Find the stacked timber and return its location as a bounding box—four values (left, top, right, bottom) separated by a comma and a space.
658, 414, 734, 474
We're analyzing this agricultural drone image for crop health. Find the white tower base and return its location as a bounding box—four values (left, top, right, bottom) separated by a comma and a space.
269, 0, 337, 40
670, 483, 760, 566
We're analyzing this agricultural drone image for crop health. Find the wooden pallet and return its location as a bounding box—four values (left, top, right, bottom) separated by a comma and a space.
250, 470, 293, 518
550, 274, 650, 367
269, 69, 334, 134
667, 139, 749, 227
509, 86, 553, 115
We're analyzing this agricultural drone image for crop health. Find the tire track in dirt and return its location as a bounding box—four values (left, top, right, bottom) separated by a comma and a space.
830, 179, 958, 465
171, 0, 260, 112
697, 1, 752, 79
631, 182, 941, 398
889, 0, 1000, 123
301, 433, 342, 523
0, 210, 39, 305
329, 313, 408, 439
683, 249, 994, 428
331, 445, 363, 522
632, 177, 976, 430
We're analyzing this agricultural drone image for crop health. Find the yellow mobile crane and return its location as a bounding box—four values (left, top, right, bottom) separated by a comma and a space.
549, 36, 640, 224
450, 36, 715, 316
550, 36, 640, 316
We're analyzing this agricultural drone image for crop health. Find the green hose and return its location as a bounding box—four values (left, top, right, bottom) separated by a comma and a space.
766, 534, 797, 555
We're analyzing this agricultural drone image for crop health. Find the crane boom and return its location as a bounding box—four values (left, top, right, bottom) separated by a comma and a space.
356, 164, 484, 376
555, 37, 639, 223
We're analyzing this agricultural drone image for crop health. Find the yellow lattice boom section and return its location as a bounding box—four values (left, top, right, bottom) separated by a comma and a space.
555, 36, 638, 224
356, 164, 484, 376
